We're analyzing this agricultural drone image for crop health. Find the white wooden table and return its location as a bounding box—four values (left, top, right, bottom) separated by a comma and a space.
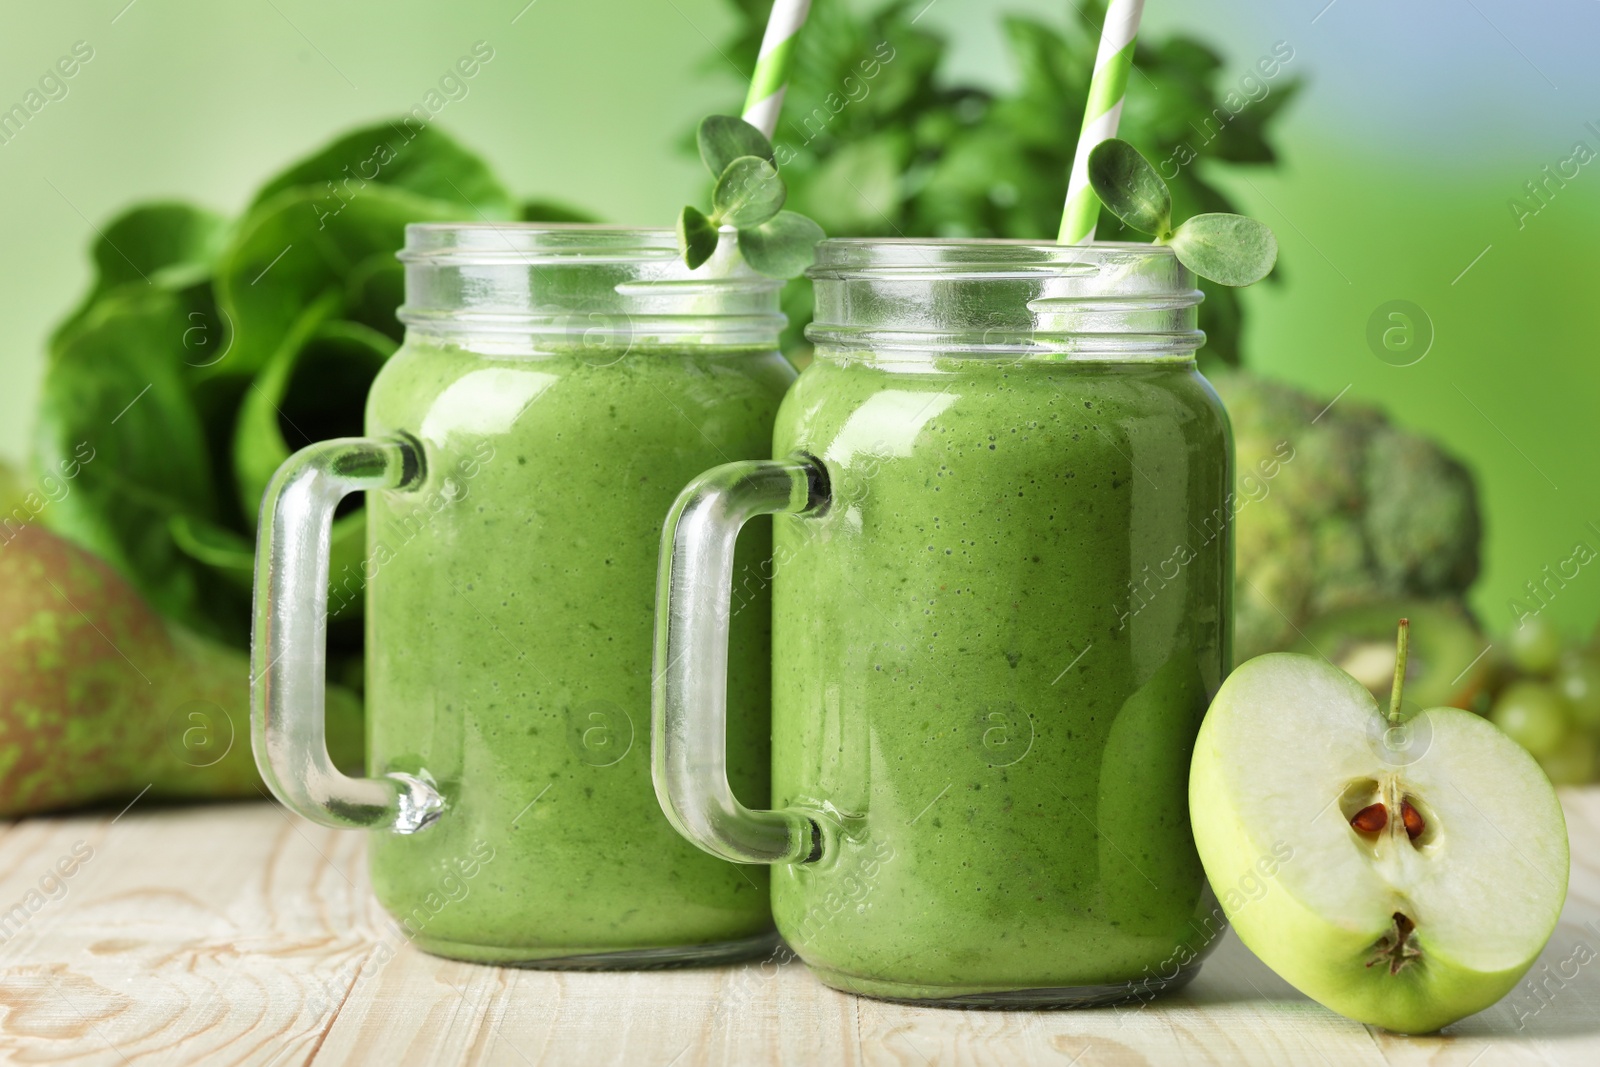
1, 791, 1597, 1065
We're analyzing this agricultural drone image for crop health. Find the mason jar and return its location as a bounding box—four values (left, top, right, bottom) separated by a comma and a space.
253, 225, 791, 965
655, 238, 1233, 1004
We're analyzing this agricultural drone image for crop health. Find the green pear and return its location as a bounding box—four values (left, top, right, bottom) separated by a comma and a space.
1, 519, 362, 817
1190, 628, 1569, 1034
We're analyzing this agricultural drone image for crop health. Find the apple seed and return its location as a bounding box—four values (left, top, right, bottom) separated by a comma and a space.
1350, 802, 1388, 833
1401, 800, 1425, 842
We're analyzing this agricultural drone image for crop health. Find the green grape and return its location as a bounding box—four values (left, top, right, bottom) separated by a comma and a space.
1507, 616, 1564, 675
1490, 681, 1572, 757
1555, 652, 1600, 730
1537, 730, 1598, 786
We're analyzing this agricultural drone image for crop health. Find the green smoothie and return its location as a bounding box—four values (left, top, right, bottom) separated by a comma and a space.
364, 338, 792, 963
769, 353, 1232, 1002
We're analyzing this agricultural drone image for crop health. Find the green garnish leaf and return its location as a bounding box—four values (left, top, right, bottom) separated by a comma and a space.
737, 211, 826, 278
713, 156, 787, 229
693, 4, 1302, 360
697, 115, 775, 177
1086, 136, 1278, 287
1087, 138, 1172, 237
1166, 213, 1279, 287
677, 204, 719, 270
678, 114, 824, 276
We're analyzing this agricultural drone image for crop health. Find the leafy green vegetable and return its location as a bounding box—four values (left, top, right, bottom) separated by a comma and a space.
52, 203, 228, 345
232, 313, 393, 621
342, 254, 408, 343
168, 513, 254, 589
35, 288, 244, 641
677, 116, 825, 277
246, 124, 515, 218
1167, 212, 1278, 287
698, 114, 776, 174
520, 199, 600, 224
33, 121, 590, 657
713, 156, 787, 228
738, 211, 827, 278
705, 0, 1300, 363
212, 184, 461, 382
1088, 139, 1277, 286
677, 205, 719, 270
88, 203, 228, 295
231, 306, 395, 519
1086, 139, 1172, 237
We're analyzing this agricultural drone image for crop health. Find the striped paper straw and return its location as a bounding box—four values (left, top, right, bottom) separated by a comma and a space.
1057, 0, 1146, 244
741, 0, 812, 140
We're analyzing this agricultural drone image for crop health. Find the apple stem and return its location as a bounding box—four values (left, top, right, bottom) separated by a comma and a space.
1388, 618, 1410, 725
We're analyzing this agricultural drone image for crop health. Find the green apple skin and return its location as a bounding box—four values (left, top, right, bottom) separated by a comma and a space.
1190, 653, 1569, 1035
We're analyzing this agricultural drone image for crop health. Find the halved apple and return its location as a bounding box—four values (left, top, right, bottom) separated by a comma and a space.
1190, 643, 1569, 1033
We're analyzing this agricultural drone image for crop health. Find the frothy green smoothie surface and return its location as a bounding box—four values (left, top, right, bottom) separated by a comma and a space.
771, 353, 1232, 1001
363, 338, 791, 963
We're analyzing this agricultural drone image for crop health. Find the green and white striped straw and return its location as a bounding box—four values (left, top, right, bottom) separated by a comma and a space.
742, 0, 812, 140
1058, 0, 1146, 244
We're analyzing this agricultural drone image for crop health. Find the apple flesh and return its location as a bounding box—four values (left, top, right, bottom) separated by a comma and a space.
1190, 652, 1569, 1034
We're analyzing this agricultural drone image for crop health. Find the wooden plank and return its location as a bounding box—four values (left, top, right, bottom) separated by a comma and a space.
316, 935, 862, 1065
0, 792, 1597, 1065
0, 802, 370, 1066
844, 932, 1390, 1067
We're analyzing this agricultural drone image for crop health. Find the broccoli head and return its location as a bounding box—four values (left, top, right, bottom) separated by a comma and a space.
1212, 371, 1482, 661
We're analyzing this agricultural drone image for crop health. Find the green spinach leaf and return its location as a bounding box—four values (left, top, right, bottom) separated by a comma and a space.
213, 184, 458, 381
248, 122, 515, 219
36, 289, 244, 642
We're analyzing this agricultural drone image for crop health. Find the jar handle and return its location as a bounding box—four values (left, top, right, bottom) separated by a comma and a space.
653, 456, 829, 865
251, 436, 444, 833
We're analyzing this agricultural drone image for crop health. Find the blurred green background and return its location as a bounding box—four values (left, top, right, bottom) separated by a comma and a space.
2, 0, 1597, 639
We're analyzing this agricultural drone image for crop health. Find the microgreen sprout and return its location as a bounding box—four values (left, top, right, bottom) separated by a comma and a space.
677, 115, 825, 278
1088, 138, 1278, 286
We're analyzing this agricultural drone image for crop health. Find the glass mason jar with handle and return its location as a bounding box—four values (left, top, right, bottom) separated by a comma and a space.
655, 238, 1233, 1004
254, 225, 791, 965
